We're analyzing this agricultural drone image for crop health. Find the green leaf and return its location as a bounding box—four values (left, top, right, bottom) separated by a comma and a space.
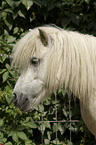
43, 97, 51, 105
25, 140, 33, 145
0, 132, 3, 138
85, 0, 90, 4
52, 124, 58, 133
13, 27, 19, 34
58, 124, 65, 134
0, 119, 3, 127
0, 55, 7, 63
52, 139, 60, 144
40, 123, 45, 132
67, 142, 73, 145
27, 1, 33, 9
5, 142, 12, 145
3, 71, 9, 82
47, 131, 51, 141
5, 97, 12, 104
4, 8, 13, 13
6, 0, 20, 7
7, 36, 16, 44
22, 122, 37, 128
18, 10, 25, 18
8, 131, 15, 137
0, 11, 7, 18
6, 0, 13, 6
21, 0, 33, 9
62, 109, 69, 117
44, 139, 49, 144
0, 69, 6, 74
4, 19, 12, 30
44, 122, 50, 129
12, 132, 18, 143
6, 63, 10, 69
38, 104, 44, 112
17, 131, 28, 140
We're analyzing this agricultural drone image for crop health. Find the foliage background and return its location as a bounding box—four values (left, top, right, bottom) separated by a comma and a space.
0, 0, 96, 144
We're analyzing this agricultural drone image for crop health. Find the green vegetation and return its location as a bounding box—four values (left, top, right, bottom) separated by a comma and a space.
0, 0, 96, 144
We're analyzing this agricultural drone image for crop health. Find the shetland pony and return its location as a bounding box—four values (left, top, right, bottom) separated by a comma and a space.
12, 25, 96, 137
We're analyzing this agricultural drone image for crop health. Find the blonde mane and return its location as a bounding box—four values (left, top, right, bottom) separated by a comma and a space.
12, 26, 96, 101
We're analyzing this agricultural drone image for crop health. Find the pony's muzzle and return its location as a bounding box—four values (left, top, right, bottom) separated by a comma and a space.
12, 92, 29, 111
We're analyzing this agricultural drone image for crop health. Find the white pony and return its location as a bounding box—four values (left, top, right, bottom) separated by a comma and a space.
12, 25, 96, 137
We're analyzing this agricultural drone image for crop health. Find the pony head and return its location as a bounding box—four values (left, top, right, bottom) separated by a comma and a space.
12, 25, 95, 112
12, 26, 63, 111
11, 26, 96, 137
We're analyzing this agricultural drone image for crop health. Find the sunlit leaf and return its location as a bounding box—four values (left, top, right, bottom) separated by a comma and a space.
22, 122, 37, 128
7, 36, 16, 44
25, 140, 33, 145
52, 124, 58, 133
38, 104, 44, 112
6, 0, 20, 7
17, 131, 28, 140
5, 97, 12, 104
0, 69, 6, 74
21, 0, 33, 9
85, 0, 90, 4
44, 139, 49, 144
18, 10, 25, 18
0, 119, 3, 127
5, 142, 12, 145
27, 1, 33, 9
4, 8, 13, 13
12, 132, 18, 143
0, 55, 7, 63
6, 63, 10, 69
39, 123, 45, 132
3, 71, 9, 82
13, 27, 19, 34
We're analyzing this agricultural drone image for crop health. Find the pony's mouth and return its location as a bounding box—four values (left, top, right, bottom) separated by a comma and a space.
13, 97, 29, 112
12, 87, 47, 112
18, 96, 38, 112
19, 99, 30, 111
20, 90, 47, 112
12, 94, 30, 112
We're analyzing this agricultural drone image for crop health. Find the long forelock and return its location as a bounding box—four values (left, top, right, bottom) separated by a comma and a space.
11, 30, 41, 70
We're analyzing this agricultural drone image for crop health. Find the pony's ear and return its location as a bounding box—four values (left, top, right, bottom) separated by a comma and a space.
38, 29, 48, 46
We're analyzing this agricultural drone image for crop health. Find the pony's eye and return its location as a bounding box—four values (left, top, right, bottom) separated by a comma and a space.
31, 57, 39, 65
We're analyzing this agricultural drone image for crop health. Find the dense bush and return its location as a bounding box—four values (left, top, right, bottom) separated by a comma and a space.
0, 87, 95, 144
0, 0, 96, 144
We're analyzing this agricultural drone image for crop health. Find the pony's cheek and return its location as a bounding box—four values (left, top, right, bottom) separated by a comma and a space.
26, 79, 44, 97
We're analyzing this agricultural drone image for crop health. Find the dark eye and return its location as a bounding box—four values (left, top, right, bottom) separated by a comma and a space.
31, 57, 40, 66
